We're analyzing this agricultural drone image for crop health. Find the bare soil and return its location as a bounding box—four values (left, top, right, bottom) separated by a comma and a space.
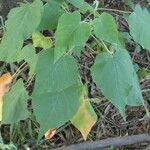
0, 0, 150, 149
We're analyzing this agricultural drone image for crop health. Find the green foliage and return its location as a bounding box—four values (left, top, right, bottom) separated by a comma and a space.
91, 46, 143, 118
55, 11, 91, 61
17, 45, 38, 76
128, 5, 150, 51
146, 145, 150, 150
32, 32, 52, 49
138, 68, 149, 79
32, 49, 83, 139
0, 0, 43, 62
0, 143, 17, 150
2, 80, 29, 124
66, 0, 84, 8
123, 0, 135, 9
38, 0, 64, 30
66, 0, 94, 14
0, 0, 147, 141
93, 12, 124, 46
71, 98, 97, 140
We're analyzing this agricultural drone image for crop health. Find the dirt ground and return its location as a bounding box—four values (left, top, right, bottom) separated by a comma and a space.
0, 0, 150, 149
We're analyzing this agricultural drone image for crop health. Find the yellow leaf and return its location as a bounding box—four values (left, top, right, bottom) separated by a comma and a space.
45, 128, 57, 140
32, 32, 53, 49
0, 73, 12, 121
71, 98, 97, 140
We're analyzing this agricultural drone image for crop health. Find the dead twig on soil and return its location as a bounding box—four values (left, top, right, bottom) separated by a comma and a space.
53, 134, 150, 150
97, 8, 132, 14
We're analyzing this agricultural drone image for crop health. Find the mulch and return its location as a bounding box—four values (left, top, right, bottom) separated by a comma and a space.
0, 0, 150, 149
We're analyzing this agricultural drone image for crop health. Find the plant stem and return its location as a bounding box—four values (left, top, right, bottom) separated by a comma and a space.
85, 43, 96, 53
101, 40, 113, 55
91, 34, 113, 54
25, 74, 35, 88
12, 62, 27, 77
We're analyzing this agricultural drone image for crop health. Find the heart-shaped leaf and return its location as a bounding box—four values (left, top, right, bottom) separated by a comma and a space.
55, 11, 91, 61
32, 48, 84, 139
91, 46, 144, 118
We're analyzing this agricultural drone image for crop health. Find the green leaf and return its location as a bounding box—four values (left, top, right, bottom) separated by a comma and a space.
66, 0, 95, 14
138, 68, 149, 79
91, 46, 144, 118
66, 0, 84, 8
2, 79, 29, 124
78, 2, 95, 14
0, 0, 43, 62
71, 98, 97, 140
93, 12, 124, 46
146, 145, 150, 150
72, 45, 83, 56
55, 11, 91, 61
128, 5, 150, 51
17, 45, 38, 76
32, 32, 52, 49
38, 0, 64, 30
123, 0, 135, 9
32, 49, 83, 139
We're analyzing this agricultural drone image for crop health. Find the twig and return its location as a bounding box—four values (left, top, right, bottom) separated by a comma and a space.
85, 44, 96, 54
142, 89, 150, 93
12, 63, 29, 82
0, 16, 5, 33
12, 62, 27, 78
97, 8, 132, 14
25, 74, 35, 88
53, 134, 150, 150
